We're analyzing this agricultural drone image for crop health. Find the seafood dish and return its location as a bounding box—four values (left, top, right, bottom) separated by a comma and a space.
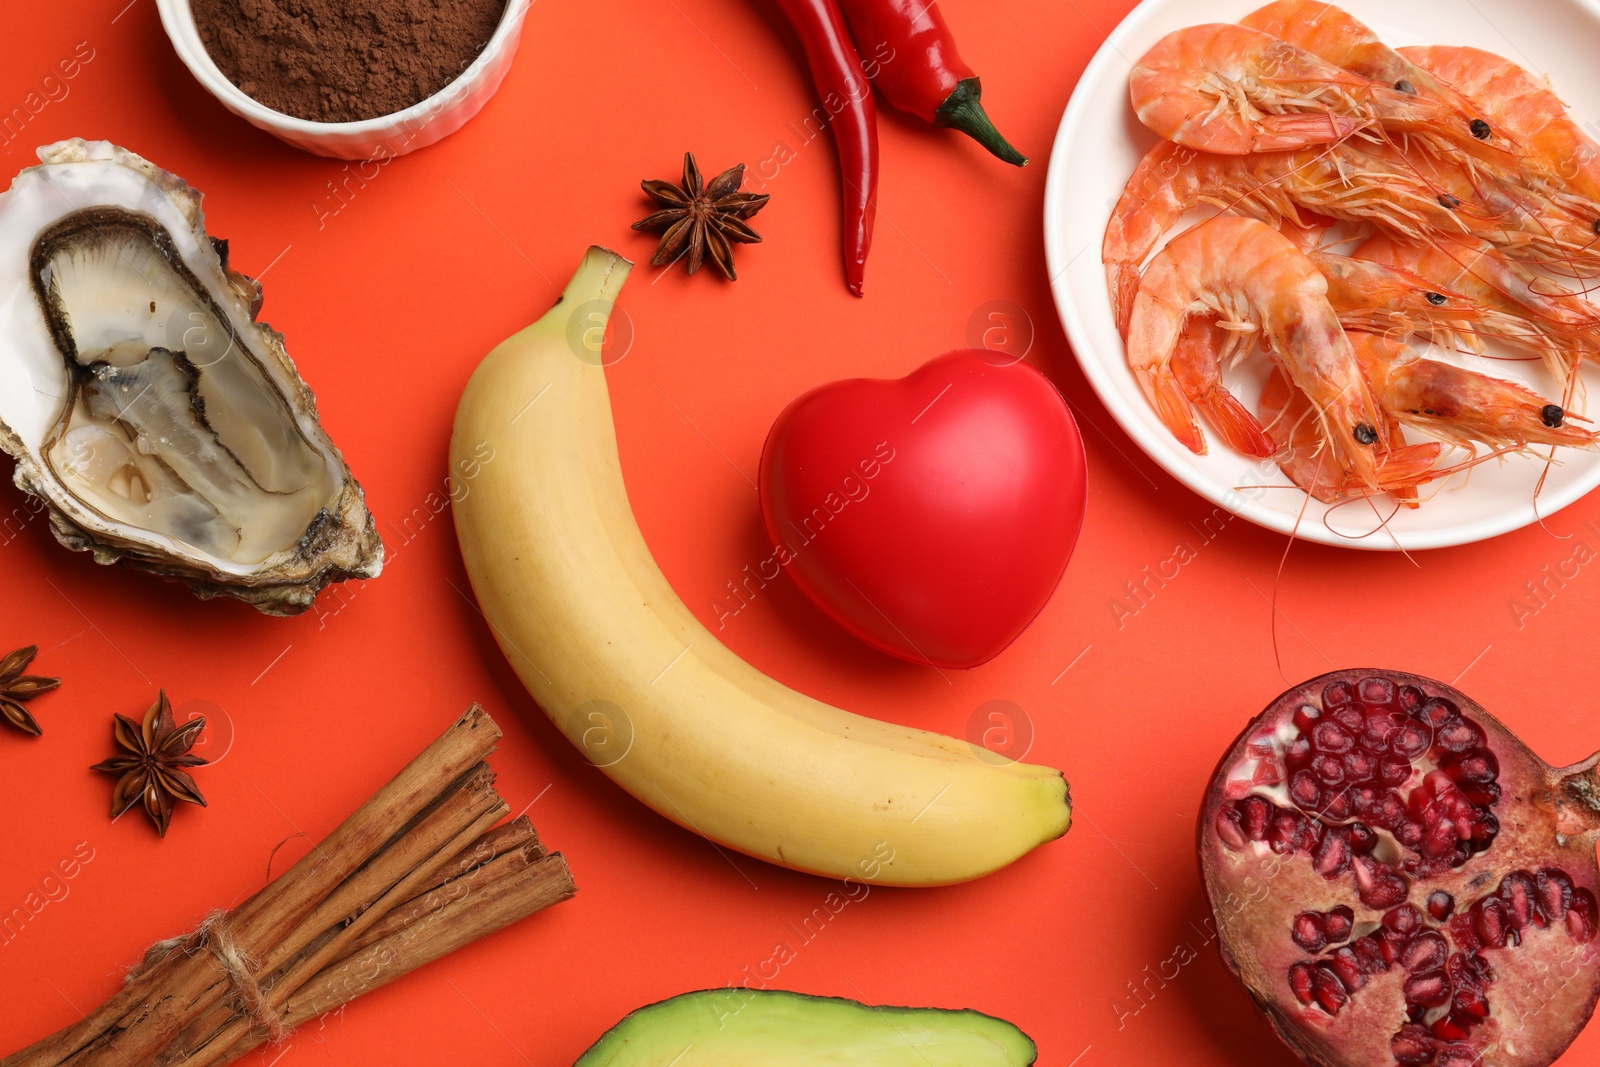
1106, 1, 1600, 510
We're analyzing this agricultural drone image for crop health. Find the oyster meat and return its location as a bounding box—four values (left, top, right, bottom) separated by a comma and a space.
0, 140, 381, 614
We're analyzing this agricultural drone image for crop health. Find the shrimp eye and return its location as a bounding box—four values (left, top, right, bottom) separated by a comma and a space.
1542, 404, 1566, 428
1592, 218, 1600, 235
1425, 291, 1447, 305
1353, 424, 1378, 446
1438, 194, 1462, 210
1395, 79, 1416, 93
1470, 119, 1492, 140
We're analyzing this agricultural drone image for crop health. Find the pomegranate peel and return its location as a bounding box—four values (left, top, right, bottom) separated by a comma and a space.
1200, 669, 1600, 1067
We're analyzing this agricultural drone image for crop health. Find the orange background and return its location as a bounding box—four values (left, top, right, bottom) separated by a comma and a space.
3, 0, 1600, 1064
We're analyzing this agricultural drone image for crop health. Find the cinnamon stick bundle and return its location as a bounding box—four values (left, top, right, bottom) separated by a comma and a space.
2, 705, 575, 1067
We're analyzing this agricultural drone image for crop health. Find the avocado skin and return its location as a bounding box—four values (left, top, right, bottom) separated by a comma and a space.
573, 989, 1038, 1066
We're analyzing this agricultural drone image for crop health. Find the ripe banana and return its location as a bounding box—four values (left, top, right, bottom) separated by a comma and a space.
449, 246, 1070, 886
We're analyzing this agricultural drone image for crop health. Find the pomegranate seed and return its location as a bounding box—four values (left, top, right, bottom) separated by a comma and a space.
1285, 735, 1313, 770
1312, 720, 1355, 754
1392, 723, 1431, 759
1352, 785, 1382, 818
1454, 986, 1489, 1019
1375, 927, 1408, 966
1436, 1045, 1479, 1067
1331, 704, 1365, 734
1323, 681, 1356, 707
1396, 820, 1424, 849
1359, 676, 1397, 705
1379, 757, 1412, 787
1435, 716, 1485, 753
1287, 961, 1315, 1007
1291, 912, 1327, 952
1396, 684, 1426, 713
1361, 713, 1400, 753
1327, 946, 1366, 990
1459, 780, 1501, 807
1293, 704, 1321, 735
1292, 816, 1323, 853
1315, 827, 1352, 878
1347, 822, 1376, 854
1535, 867, 1574, 924
1251, 761, 1282, 787
1312, 754, 1346, 786
1402, 930, 1448, 973
1323, 905, 1354, 945
1342, 750, 1376, 782
1384, 904, 1425, 936
1353, 854, 1408, 909
1468, 812, 1499, 852
1374, 791, 1408, 830
1452, 751, 1497, 783
1321, 789, 1354, 821
1417, 697, 1460, 728
1475, 898, 1511, 948
1431, 1015, 1470, 1041
1239, 796, 1272, 840
1448, 748, 1500, 784
1499, 870, 1540, 930
1215, 808, 1247, 850
1452, 951, 1492, 989
1403, 968, 1452, 1007
1288, 771, 1322, 812
1269, 811, 1304, 854
1354, 937, 1387, 976
1420, 817, 1459, 860
1449, 914, 1481, 955
1569, 888, 1598, 941
1391, 1025, 1435, 1065
1427, 890, 1455, 920
1312, 965, 1348, 1014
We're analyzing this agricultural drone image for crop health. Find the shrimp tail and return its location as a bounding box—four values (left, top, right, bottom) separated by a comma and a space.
1195, 389, 1279, 457
1141, 364, 1209, 454
1372, 441, 1446, 492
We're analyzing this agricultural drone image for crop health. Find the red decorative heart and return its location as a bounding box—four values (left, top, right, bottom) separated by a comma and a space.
758, 349, 1087, 669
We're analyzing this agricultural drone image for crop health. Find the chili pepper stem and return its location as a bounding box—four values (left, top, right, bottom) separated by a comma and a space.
936, 79, 1027, 166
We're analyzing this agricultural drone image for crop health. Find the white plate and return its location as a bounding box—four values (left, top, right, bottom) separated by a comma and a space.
1042, 0, 1600, 549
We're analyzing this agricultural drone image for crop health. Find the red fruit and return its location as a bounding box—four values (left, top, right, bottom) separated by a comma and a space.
757, 350, 1086, 668
1200, 669, 1600, 1067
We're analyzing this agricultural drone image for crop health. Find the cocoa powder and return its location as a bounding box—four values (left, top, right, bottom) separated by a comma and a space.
192, 0, 507, 124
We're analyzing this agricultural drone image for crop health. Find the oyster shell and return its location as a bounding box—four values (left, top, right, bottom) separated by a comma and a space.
0, 140, 382, 614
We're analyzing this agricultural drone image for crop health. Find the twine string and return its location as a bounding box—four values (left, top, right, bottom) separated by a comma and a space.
125, 910, 286, 1043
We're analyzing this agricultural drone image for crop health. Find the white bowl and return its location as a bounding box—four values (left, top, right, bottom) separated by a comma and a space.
1042, 0, 1600, 550
156, 0, 531, 160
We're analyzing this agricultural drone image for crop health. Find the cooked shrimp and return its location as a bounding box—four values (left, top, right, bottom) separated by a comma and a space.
1349, 331, 1597, 451
1401, 45, 1600, 219
1130, 24, 1493, 155
1353, 233, 1594, 386
1239, 2, 1518, 160
1103, 139, 1580, 337
1127, 215, 1391, 486
1309, 249, 1487, 349
1171, 318, 1278, 456
1260, 366, 1443, 504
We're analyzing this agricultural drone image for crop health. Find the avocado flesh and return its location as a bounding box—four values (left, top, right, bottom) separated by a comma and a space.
573, 989, 1037, 1066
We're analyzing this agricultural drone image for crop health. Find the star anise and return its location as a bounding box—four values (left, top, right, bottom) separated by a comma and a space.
0, 645, 60, 737
91, 692, 208, 837
632, 152, 769, 279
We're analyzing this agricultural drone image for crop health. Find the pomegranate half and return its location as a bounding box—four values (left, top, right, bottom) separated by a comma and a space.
1199, 669, 1600, 1067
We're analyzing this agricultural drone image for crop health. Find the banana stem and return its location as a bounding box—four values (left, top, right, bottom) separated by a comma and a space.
550, 246, 632, 360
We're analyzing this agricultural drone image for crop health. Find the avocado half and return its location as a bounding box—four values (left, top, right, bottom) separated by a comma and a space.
572, 989, 1038, 1066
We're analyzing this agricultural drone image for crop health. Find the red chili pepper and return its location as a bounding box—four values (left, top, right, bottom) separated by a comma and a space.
836, 0, 1026, 166
769, 0, 878, 296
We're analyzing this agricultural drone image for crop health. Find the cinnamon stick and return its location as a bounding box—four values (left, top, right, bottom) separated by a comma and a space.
0, 706, 572, 1067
